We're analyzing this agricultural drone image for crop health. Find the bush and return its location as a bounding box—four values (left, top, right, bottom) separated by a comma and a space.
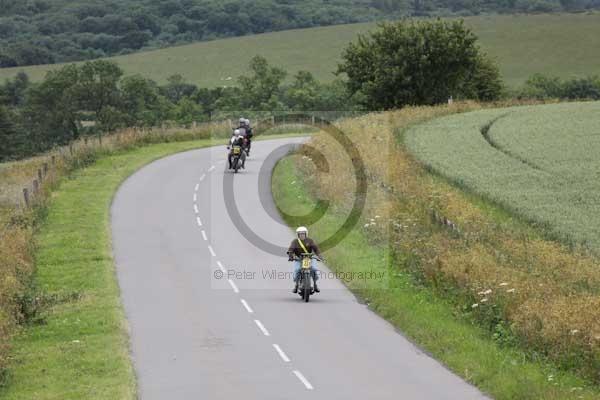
519, 74, 600, 100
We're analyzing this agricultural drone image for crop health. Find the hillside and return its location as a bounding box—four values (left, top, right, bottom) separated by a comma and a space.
2, 0, 598, 69
1, 13, 600, 87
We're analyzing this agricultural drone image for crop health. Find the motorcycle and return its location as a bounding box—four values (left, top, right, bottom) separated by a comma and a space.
292, 253, 319, 302
228, 145, 245, 173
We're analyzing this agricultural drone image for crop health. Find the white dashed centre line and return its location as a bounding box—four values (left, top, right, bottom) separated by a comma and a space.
217, 261, 226, 273
254, 320, 270, 336
208, 165, 216, 172
228, 279, 239, 293
199, 173, 206, 181
196, 216, 202, 227
293, 371, 314, 390
273, 344, 290, 362
193, 193, 197, 202
240, 299, 253, 313
194, 204, 199, 214
201, 230, 208, 241
194, 183, 199, 191
207, 245, 216, 257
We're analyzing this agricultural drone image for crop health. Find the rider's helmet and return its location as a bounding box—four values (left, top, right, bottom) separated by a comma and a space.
233, 129, 241, 137
296, 226, 308, 239
239, 117, 245, 126
244, 118, 250, 127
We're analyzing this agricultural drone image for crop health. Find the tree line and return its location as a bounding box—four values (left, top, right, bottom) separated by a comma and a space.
1, 0, 599, 68
0, 55, 357, 161
2, 18, 599, 162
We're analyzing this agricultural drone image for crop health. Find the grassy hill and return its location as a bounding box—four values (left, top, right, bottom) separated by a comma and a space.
1, 13, 599, 88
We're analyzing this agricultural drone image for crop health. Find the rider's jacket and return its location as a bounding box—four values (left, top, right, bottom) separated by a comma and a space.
238, 125, 253, 138
287, 238, 321, 258
229, 136, 244, 147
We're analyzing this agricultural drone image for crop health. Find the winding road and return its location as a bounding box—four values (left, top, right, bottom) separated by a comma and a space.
111, 137, 489, 399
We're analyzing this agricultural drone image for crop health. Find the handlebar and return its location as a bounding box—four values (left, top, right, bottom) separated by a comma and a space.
288, 253, 323, 262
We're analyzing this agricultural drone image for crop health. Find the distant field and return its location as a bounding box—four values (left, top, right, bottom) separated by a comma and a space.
1, 13, 599, 87
405, 101, 600, 252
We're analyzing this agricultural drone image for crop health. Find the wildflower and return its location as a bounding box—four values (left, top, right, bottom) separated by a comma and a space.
506, 288, 516, 293
471, 303, 479, 308
481, 298, 488, 303
499, 282, 508, 286
364, 223, 370, 228
570, 329, 579, 335
375, 215, 381, 219
483, 289, 492, 295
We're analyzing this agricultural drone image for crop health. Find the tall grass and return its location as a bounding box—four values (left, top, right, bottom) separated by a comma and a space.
296, 101, 600, 384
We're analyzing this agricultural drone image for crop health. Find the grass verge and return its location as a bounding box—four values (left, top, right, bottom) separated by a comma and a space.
0, 133, 304, 399
272, 155, 600, 400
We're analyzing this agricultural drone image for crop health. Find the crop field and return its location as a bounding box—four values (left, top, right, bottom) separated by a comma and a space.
0, 13, 599, 87
404, 101, 600, 252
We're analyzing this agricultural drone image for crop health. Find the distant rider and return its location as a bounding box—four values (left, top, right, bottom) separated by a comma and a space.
287, 226, 321, 293
238, 117, 253, 154
227, 129, 246, 169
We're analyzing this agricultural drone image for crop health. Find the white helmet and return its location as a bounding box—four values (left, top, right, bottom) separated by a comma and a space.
233, 129, 241, 136
239, 117, 245, 124
244, 118, 250, 126
296, 226, 308, 236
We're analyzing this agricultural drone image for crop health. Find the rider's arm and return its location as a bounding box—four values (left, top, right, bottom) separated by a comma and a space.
287, 239, 298, 258
310, 239, 322, 258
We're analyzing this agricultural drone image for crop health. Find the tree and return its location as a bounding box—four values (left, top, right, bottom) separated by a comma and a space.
237, 55, 287, 109
121, 74, 171, 126
283, 71, 320, 110
337, 19, 503, 110
172, 96, 203, 125
459, 54, 504, 101
160, 74, 197, 103
0, 105, 21, 161
77, 60, 124, 131
23, 64, 82, 149
0, 72, 29, 107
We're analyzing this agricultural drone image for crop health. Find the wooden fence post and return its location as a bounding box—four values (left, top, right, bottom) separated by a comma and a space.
23, 188, 30, 208
37, 169, 43, 182
43, 163, 48, 177
51, 155, 56, 165
33, 179, 39, 195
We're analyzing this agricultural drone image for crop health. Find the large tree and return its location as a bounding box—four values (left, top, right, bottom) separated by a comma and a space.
337, 19, 503, 110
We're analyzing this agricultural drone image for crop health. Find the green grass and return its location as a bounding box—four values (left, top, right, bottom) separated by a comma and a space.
0, 132, 305, 399
404, 101, 600, 253
1, 13, 600, 87
271, 155, 600, 400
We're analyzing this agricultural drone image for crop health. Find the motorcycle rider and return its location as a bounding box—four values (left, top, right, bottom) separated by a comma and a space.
238, 117, 253, 154
227, 129, 246, 169
287, 226, 321, 293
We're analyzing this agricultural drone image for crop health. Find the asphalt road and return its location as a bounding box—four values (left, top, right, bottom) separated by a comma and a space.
111, 137, 489, 400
